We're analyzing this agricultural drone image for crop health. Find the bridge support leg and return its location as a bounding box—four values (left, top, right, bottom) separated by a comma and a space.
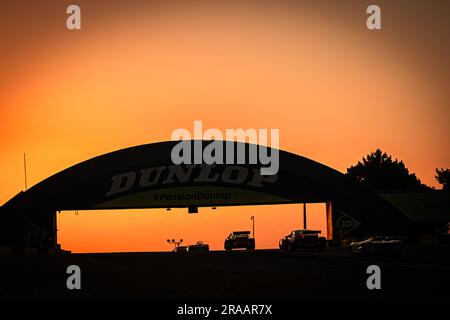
30, 209, 58, 253
326, 202, 333, 240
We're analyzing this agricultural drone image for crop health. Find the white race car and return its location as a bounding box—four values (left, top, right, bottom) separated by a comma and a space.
350, 236, 403, 255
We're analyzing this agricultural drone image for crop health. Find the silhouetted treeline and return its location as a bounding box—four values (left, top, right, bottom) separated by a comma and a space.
347, 149, 431, 192
435, 168, 449, 191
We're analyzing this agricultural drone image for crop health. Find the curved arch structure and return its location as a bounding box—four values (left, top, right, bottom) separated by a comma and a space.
0, 141, 410, 252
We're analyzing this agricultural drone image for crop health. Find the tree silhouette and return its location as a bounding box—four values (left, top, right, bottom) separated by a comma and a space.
347, 149, 430, 192
435, 168, 449, 191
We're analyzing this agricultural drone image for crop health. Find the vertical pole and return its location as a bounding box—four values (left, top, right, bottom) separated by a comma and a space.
23, 153, 28, 191
251, 216, 255, 238
303, 203, 307, 229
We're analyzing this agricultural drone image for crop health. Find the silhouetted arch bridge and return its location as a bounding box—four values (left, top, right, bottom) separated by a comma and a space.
0, 141, 410, 252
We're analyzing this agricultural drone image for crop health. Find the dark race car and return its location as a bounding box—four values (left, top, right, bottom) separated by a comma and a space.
187, 241, 210, 252
174, 245, 188, 253
279, 230, 326, 252
224, 231, 255, 251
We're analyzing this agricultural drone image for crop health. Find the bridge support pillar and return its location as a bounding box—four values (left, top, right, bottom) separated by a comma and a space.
0, 208, 58, 253
326, 202, 333, 240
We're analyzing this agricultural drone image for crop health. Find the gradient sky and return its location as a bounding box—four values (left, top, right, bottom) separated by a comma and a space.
1, 1, 449, 252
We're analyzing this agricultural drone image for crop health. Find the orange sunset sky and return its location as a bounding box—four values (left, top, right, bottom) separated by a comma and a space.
1, 1, 449, 252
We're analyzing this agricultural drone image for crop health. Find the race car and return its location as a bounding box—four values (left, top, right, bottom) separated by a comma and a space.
279, 230, 326, 252
187, 241, 210, 252
350, 236, 403, 255
174, 245, 188, 253
224, 231, 255, 250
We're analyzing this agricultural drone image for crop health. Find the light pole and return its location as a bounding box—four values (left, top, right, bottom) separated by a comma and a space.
303, 203, 307, 229
250, 216, 255, 239
167, 238, 183, 251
